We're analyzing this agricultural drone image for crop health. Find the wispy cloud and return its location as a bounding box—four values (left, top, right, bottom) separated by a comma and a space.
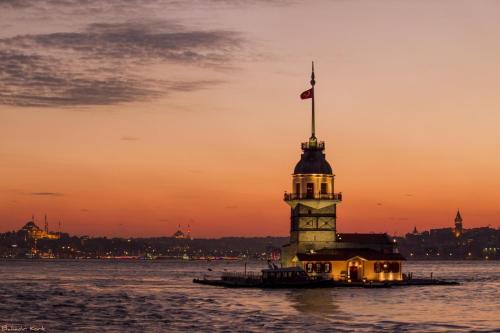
120, 136, 140, 141
0, 21, 243, 107
30, 192, 63, 196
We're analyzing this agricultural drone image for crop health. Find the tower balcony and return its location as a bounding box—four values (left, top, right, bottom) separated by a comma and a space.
284, 192, 342, 201
301, 141, 325, 150
284, 192, 342, 209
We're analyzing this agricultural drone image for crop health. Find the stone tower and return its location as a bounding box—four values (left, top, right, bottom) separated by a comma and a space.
454, 210, 463, 238
281, 63, 342, 266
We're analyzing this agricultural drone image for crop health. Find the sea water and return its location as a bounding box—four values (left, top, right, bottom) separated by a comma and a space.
0, 260, 499, 332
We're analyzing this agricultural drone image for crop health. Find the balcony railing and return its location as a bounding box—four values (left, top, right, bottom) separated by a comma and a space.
301, 141, 325, 150
284, 192, 342, 201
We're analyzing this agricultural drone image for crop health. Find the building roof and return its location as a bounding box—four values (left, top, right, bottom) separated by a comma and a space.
297, 248, 406, 261
337, 233, 392, 244
294, 147, 333, 175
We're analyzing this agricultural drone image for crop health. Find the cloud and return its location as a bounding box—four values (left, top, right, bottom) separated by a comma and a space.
0, 21, 243, 107
0, 0, 293, 11
30, 192, 63, 196
0, 0, 34, 8
120, 136, 139, 141
6, 22, 242, 64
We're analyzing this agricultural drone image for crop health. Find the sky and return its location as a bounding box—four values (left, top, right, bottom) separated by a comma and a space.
1, 0, 500, 238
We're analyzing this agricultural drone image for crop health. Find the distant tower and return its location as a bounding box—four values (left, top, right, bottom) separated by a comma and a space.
187, 224, 192, 240
282, 63, 342, 265
44, 214, 48, 233
454, 210, 463, 238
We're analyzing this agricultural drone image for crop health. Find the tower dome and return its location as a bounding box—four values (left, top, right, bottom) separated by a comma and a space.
294, 144, 333, 175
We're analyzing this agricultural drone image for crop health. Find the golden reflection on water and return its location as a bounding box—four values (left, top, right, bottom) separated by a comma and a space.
287, 289, 339, 314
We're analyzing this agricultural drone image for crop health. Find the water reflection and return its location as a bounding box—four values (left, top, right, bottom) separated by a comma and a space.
287, 289, 339, 314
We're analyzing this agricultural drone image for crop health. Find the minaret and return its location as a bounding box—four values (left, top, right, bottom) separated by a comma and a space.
44, 214, 48, 233
454, 210, 463, 238
282, 63, 342, 265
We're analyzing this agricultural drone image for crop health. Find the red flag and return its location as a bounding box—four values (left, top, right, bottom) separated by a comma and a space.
300, 88, 314, 99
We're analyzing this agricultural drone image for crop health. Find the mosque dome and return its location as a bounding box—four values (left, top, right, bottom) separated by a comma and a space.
22, 221, 40, 231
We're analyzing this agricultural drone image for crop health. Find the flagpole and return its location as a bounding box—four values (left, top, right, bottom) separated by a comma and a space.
310, 61, 316, 140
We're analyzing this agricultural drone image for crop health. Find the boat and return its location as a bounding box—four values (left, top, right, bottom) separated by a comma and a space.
195, 267, 333, 289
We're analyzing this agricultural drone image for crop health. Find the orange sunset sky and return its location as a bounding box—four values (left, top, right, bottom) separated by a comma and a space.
1, 0, 500, 238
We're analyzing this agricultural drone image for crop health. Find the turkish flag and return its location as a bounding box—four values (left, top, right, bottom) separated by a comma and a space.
300, 88, 314, 99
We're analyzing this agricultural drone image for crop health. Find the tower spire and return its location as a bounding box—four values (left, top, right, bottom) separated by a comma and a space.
310, 61, 316, 143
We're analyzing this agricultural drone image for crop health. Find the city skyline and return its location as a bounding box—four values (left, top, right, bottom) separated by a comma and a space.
1, 0, 500, 237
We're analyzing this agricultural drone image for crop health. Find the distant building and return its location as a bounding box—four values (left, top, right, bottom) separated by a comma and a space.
411, 226, 419, 235
454, 210, 463, 238
428, 210, 463, 240
21, 215, 59, 240
280, 65, 405, 281
398, 210, 500, 260
172, 224, 192, 240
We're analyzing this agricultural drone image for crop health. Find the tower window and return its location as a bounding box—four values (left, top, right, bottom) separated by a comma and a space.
306, 183, 314, 198
321, 183, 328, 194
295, 183, 301, 195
